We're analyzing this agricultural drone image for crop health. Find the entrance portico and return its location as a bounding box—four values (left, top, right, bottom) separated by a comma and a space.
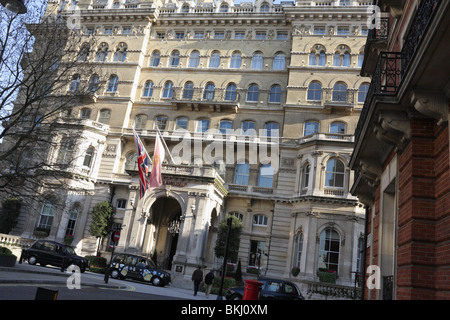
122, 165, 227, 287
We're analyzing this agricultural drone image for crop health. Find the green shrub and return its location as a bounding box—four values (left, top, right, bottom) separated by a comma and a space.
85, 255, 107, 274
0, 246, 14, 256
317, 270, 337, 283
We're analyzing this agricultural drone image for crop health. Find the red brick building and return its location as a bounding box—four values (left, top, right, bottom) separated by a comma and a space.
350, 0, 449, 299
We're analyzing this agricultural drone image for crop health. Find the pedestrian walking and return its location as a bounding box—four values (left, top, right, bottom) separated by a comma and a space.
204, 269, 215, 298
192, 266, 203, 296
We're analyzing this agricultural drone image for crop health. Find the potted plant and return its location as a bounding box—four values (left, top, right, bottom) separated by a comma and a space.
291, 266, 300, 277
0, 246, 17, 267
64, 235, 74, 245
317, 268, 337, 283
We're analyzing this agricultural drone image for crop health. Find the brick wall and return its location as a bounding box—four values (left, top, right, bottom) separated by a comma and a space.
396, 119, 448, 299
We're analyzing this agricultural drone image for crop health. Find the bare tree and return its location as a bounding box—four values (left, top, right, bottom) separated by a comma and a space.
0, 5, 105, 206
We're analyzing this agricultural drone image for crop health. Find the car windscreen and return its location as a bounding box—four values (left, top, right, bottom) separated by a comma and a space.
65, 246, 76, 255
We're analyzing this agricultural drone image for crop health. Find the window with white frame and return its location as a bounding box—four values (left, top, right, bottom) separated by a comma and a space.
325, 158, 345, 188
65, 205, 79, 236
234, 162, 249, 185
257, 164, 274, 188
38, 200, 56, 230
253, 214, 268, 226
318, 228, 340, 273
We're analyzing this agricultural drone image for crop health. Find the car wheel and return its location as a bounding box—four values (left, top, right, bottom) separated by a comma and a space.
231, 293, 242, 300
110, 269, 120, 279
152, 276, 161, 287
28, 256, 37, 265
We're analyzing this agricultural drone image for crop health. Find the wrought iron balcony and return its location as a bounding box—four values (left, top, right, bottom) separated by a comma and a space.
355, 0, 441, 143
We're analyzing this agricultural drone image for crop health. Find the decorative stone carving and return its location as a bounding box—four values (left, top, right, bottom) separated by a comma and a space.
412, 90, 448, 125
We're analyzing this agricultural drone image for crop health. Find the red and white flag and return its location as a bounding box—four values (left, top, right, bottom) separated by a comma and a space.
149, 132, 165, 189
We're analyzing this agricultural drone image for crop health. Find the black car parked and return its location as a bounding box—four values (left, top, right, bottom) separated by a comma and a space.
19, 240, 89, 273
109, 253, 171, 287
226, 278, 305, 300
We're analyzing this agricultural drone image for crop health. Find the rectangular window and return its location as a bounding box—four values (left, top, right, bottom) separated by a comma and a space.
314, 27, 326, 35
276, 31, 288, 40
104, 27, 113, 35
194, 32, 204, 39
175, 32, 185, 39
248, 240, 265, 267
122, 27, 131, 34
255, 31, 266, 40
214, 32, 225, 39
156, 32, 165, 39
337, 27, 350, 35
234, 31, 245, 39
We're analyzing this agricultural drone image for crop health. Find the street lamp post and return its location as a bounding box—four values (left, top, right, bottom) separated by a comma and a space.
0, 0, 27, 14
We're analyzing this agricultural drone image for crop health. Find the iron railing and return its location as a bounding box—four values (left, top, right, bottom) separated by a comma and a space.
354, 0, 441, 143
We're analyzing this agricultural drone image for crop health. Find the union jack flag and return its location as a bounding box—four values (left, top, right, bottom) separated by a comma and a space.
132, 127, 151, 199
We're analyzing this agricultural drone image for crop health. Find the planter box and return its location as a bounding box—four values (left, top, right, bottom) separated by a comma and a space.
318, 271, 337, 284
0, 254, 17, 267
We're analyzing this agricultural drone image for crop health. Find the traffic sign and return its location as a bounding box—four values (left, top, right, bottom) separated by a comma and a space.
113, 230, 120, 243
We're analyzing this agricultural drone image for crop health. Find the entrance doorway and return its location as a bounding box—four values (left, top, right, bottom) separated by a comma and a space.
142, 197, 182, 269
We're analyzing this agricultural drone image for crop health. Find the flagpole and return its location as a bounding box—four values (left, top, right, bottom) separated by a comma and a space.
154, 124, 175, 165
132, 126, 152, 164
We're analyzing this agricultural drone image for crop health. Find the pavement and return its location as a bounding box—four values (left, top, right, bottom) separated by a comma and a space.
0, 262, 220, 300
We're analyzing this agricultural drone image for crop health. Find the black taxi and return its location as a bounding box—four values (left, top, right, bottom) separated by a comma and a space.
109, 253, 171, 287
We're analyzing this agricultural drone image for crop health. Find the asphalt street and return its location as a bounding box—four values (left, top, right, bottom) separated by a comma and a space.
0, 262, 219, 300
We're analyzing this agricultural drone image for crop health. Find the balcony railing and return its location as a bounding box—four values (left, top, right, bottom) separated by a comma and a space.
355, 0, 441, 143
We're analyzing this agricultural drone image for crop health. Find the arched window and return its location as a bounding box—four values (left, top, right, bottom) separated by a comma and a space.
325, 158, 345, 188
273, 53, 285, 70
225, 83, 237, 101
57, 138, 74, 164
330, 122, 346, 135
342, 52, 351, 67
142, 81, 154, 97
264, 122, 279, 137
69, 74, 80, 92
83, 146, 95, 167
230, 51, 242, 69
79, 108, 91, 119
125, 153, 138, 171
88, 74, 99, 92
332, 82, 347, 102
251, 52, 263, 69
318, 228, 340, 273
247, 84, 259, 102
318, 51, 326, 66
38, 200, 56, 230
106, 75, 118, 92
260, 3, 270, 12
134, 114, 148, 130
183, 81, 194, 99
301, 162, 310, 192
95, 42, 109, 62
269, 85, 282, 103
219, 120, 232, 134
257, 164, 274, 188
188, 50, 200, 68
149, 50, 160, 67
309, 52, 316, 66
169, 50, 180, 67
358, 83, 370, 103
253, 214, 268, 226
155, 116, 168, 130
307, 81, 322, 101
219, 4, 229, 12
241, 120, 256, 136
234, 162, 249, 185
358, 53, 364, 67
175, 117, 188, 130
333, 52, 341, 66
209, 51, 221, 68
77, 43, 90, 61
98, 109, 111, 124
196, 119, 210, 133
296, 231, 304, 267
181, 4, 190, 13
162, 81, 173, 98
304, 121, 319, 136
203, 82, 215, 101
65, 204, 79, 236
113, 43, 127, 62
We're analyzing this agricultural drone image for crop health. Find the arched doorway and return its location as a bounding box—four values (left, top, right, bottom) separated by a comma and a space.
142, 197, 182, 270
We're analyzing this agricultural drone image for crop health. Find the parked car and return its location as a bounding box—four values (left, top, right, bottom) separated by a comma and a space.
226, 278, 305, 300
19, 240, 89, 273
109, 253, 171, 287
